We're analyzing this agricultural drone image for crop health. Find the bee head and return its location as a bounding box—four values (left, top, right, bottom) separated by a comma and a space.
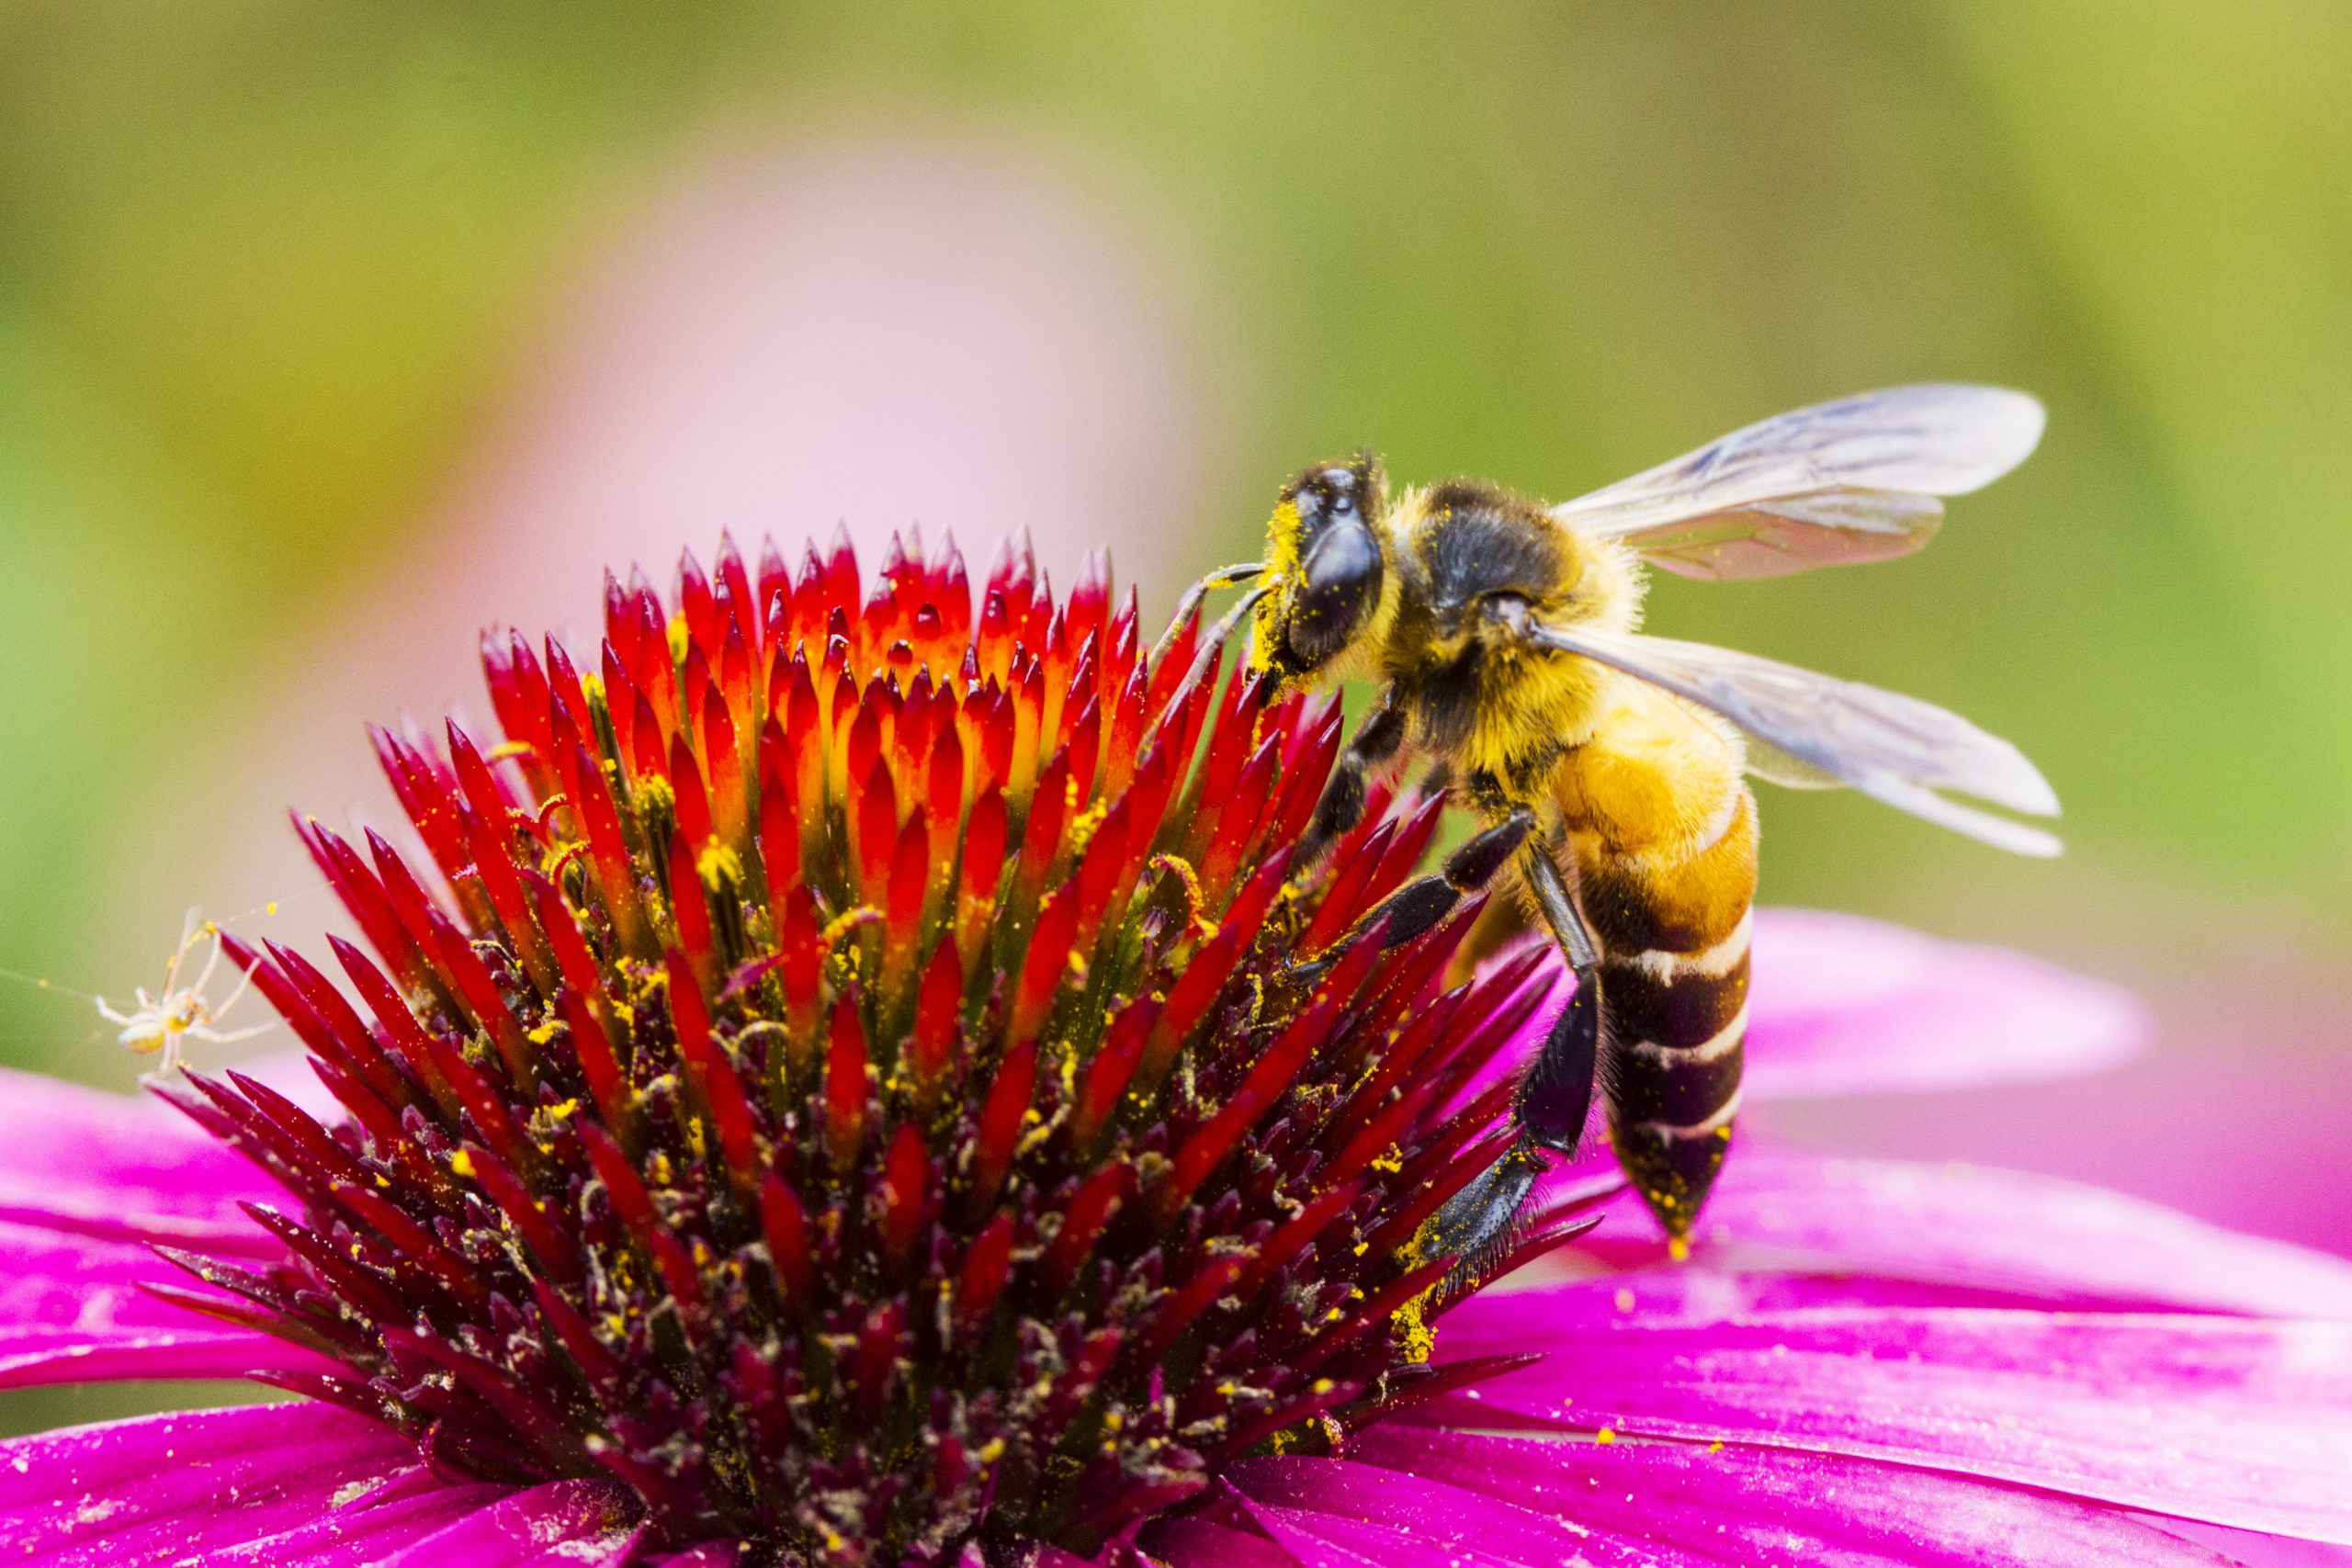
1253, 450, 1388, 680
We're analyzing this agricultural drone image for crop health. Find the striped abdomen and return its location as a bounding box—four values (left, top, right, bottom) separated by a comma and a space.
1554, 691, 1758, 1239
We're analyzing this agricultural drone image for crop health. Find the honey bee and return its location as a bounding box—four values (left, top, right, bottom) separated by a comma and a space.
1200, 385, 2056, 1253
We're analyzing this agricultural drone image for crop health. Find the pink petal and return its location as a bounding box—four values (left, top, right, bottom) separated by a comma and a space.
0, 1220, 330, 1388
376, 1479, 644, 1567
1556, 1144, 2352, 1317
2172, 1522, 2352, 1566
1141, 1517, 1301, 1568
1436, 1293, 2352, 1543
1461, 910, 2148, 1116
0, 1401, 500, 1564
1346, 1426, 2237, 1566
1744, 908, 2148, 1098
1225, 1457, 1693, 1566
0, 1066, 280, 1253
197, 1484, 521, 1565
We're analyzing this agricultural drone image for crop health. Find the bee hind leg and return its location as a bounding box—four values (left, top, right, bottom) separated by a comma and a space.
1513, 843, 1602, 1159
1419, 1141, 1546, 1280
1417, 844, 1604, 1276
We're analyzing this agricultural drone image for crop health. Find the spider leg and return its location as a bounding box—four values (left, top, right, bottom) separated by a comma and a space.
190, 1022, 272, 1046
93, 998, 132, 1027
188, 934, 227, 1000
164, 908, 204, 992
209, 947, 264, 1019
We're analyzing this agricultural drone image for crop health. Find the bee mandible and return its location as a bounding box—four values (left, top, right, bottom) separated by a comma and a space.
1194, 385, 2056, 1257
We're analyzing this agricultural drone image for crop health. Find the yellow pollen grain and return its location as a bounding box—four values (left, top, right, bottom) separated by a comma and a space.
1065, 795, 1109, 856
1390, 1295, 1436, 1365
1596, 1427, 1616, 1445
448, 1151, 476, 1179
698, 843, 744, 893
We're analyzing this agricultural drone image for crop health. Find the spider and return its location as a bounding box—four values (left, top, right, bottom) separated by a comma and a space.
95, 908, 272, 1077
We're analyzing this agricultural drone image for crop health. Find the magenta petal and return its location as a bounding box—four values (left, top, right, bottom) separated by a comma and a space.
1567, 1144, 2352, 1316
377, 1479, 644, 1567
0, 1401, 491, 1563
1438, 1292, 2352, 1542
0, 1332, 327, 1388
2171, 1522, 2352, 1566
199, 1483, 520, 1565
0, 1220, 329, 1388
1142, 1517, 1301, 1568
1744, 908, 2147, 1098
1458, 909, 2147, 1116
0, 1066, 281, 1252
1227, 1456, 1687, 1566
1347, 1426, 2236, 1567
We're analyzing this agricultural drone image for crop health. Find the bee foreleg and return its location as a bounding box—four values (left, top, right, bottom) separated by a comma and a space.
1513, 843, 1601, 1157
1297, 683, 1408, 868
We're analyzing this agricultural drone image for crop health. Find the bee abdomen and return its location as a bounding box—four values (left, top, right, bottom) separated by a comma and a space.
1600, 916, 1751, 1240
1552, 695, 1758, 1241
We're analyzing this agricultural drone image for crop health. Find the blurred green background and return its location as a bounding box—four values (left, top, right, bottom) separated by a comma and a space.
1, 5, 2348, 1235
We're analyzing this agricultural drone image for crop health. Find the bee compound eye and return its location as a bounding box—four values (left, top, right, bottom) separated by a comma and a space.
1285, 518, 1383, 668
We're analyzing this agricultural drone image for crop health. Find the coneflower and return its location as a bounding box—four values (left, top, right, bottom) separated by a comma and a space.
3, 535, 2348, 1568
156, 532, 1583, 1562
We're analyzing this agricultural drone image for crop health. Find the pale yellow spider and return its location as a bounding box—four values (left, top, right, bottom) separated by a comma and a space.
94, 908, 272, 1077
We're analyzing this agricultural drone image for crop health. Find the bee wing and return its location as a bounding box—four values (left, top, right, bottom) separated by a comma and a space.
1523, 620, 2063, 856
1552, 385, 2045, 581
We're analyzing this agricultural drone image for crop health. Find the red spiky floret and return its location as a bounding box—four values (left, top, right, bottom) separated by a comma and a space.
162, 532, 1595, 1566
